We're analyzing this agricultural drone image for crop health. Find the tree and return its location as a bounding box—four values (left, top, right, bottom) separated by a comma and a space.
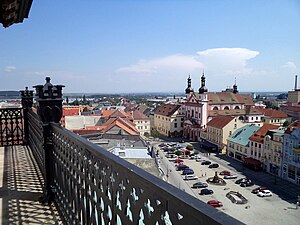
151, 128, 160, 138
144, 132, 149, 138
283, 121, 290, 127
175, 150, 182, 156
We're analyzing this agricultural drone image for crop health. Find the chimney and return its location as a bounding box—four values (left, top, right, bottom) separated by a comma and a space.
295, 75, 298, 90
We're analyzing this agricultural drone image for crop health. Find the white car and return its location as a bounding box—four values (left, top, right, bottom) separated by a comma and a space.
257, 190, 272, 197
196, 157, 206, 162
184, 175, 198, 180
223, 174, 238, 179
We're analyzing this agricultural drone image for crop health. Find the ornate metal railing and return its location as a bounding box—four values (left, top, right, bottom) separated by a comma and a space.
49, 123, 242, 225
0, 107, 23, 146
27, 109, 45, 176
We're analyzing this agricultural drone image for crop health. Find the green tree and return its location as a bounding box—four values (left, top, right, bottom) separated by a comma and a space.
175, 150, 182, 156
144, 132, 149, 138
283, 121, 290, 127
151, 128, 160, 138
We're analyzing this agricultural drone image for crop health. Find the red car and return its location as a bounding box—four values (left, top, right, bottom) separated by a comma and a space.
219, 170, 231, 175
174, 158, 184, 163
207, 200, 223, 207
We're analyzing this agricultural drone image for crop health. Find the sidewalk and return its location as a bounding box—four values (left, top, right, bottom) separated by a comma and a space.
0, 145, 62, 225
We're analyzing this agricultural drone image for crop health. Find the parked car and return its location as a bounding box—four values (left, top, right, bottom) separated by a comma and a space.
224, 174, 238, 179
166, 153, 176, 158
207, 200, 223, 207
196, 157, 206, 162
201, 160, 211, 165
219, 170, 231, 175
251, 186, 268, 194
174, 158, 183, 163
208, 163, 219, 168
176, 164, 189, 171
182, 168, 194, 175
235, 178, 247, 184
199, 188, 214, 195
159, 143, 167, 147
257, 190, 273, 197
184, 175, 198, 180
240, 180, 254, 187
179, 140, 185, 143
192, 182, 208, 189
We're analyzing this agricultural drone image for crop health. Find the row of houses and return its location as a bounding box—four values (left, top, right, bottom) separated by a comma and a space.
227, 121, 300, 185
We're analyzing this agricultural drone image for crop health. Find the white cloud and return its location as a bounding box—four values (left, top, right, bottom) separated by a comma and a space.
196, 48, 259, 75
116, 54, 204, 74
116, 48, 259, 77
281, 61, 297, 70
4, 66, 16, 72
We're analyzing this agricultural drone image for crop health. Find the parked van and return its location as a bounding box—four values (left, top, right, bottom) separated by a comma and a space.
184, 175, 198, 180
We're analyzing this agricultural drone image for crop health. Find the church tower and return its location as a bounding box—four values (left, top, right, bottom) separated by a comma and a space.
233, 77, 239, 94
185, 74, 194, 96
198, 72, 208, 128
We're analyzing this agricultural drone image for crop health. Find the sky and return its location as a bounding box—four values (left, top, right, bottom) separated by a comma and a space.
0, 0, 300, 94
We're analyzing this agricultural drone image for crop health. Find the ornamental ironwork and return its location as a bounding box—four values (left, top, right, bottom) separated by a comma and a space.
0, 108, 23, 146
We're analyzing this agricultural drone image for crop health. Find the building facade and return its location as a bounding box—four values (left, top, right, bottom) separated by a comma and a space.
206, 115, 244, 154
227, 125, 260, 161
154, 104, 185, 137
249, 124, 280, 170
282, 121, 300, 185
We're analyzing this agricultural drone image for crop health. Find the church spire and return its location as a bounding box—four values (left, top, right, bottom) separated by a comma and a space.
199, 72, 208, 94
185, 74, 193, 94
233, 77, 238, 94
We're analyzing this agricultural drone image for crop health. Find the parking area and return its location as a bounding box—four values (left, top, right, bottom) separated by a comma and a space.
155, 141, 300, 225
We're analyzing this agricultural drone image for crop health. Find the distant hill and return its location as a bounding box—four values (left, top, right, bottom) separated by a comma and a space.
0, 91, 20, 98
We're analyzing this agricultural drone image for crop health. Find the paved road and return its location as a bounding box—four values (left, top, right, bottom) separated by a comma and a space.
152, 139, 300, 225
153, 144, 197, 197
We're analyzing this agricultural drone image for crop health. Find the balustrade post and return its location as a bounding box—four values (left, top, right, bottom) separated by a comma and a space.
20, 87, 34, 144
33, 77, 65, 204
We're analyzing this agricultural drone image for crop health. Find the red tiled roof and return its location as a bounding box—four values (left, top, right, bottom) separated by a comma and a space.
259, 108, 288, 118
131, 110, 149, 120
285, 120, 300, 134
249, 124, 279, 143
207, 115, 235, 129
154, 104, 182, 117
109, 109, 128, 118
101, 110, 114, 117
281, 105, 300, 112
102, 117, 139, 135
63, 108, 80, 116
208, 92, 254, 105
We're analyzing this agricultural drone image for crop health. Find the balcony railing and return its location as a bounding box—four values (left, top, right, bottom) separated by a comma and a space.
0, 107, 24, 146
0, 78, 243, 225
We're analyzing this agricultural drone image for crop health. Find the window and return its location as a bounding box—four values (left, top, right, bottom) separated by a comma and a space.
229, 131, 232, 136
174, 123, 177, 128
224, 106, 229, 110
234, 124, 237, 129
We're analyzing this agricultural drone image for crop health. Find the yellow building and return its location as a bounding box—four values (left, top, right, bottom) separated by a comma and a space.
206, 115, 244, 154
264, 129, 284, 176
153, 104, 185, 137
